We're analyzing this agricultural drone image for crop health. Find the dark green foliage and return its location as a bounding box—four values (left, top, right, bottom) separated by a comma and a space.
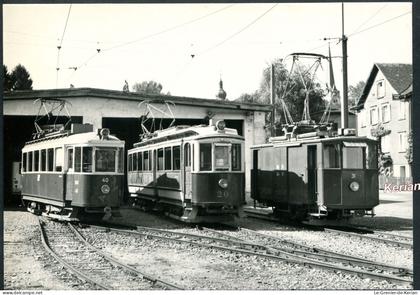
3, 64, 33, 91
348, 80, 366, 107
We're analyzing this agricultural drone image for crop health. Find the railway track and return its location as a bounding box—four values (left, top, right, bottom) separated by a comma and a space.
323, 228, 413, 249
88, 223, 412, 286
37, 217, 182, 290
244, 207, 413, 249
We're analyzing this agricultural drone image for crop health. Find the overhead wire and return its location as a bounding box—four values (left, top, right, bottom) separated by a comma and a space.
350, 4, 388, 35
56, 4, 72, 87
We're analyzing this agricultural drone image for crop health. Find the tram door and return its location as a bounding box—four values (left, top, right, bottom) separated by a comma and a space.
183, 143, 192, 201
307, 145, 317, 203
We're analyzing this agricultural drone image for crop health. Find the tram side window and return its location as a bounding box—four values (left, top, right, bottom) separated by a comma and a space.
323, 144, 340, 168
133, 152, 138, 171
47, 148, 54, 172
40, 149, 46, 171
165, 147, 172, 170
67, 148, 74, 172
33, 150, 39, 172
137, 152, 142, 172
157, 148, 164, 171
343, 147, 364, 169
128, 154, 133, 172
232, 144, 241, 171
82, 147, 93, 172
96, 148, 116, 172
118, 148, 124, 173
28, 152, 33, 172
75, 147, 82, 172
185, 143, 191, 167
143, 151, 149, 171
366, 144, 378, 169
173, 146, 181, 170
55, 147, 63, 172
199, 143, 212, 171
22, 153, 27, 172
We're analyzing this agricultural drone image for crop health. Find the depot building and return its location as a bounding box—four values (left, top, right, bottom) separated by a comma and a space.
3, 87, 271, 199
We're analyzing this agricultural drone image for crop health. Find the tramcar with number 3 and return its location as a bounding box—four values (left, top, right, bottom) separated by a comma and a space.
251, 127, 379, 220
21, 123, 125, 221
127, 120, 245, 223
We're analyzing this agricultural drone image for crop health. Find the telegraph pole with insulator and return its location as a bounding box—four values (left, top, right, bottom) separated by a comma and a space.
270, 64, 276, 136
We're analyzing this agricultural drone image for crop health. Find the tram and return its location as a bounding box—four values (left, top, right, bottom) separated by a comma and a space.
127, 120, 245, 223
251, 126, 379, 220
21, 123, 125, 221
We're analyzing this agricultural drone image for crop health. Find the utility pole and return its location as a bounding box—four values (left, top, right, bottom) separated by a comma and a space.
270, 64, 276, 136
341, 2, 349, 129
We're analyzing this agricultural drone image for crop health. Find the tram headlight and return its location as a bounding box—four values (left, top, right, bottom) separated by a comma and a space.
216, 120, 226, 131
218, 178, 228, 189
349, 181, 360, 192
101, 184, 111, 194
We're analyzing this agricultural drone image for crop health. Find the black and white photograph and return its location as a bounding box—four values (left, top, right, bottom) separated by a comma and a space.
2, 1, 414, 291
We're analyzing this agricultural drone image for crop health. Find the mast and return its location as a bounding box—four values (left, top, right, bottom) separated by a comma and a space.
341, 2, 349, 129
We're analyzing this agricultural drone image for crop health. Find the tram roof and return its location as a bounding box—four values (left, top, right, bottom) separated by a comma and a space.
22, 131, 124, 151
132, 124, 244, 148
4, 87, 272, 112
250, 135, 377, 149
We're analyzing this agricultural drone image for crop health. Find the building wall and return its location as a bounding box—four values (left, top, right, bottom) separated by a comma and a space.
4, 95, 268, 194
356, 70, 411, 177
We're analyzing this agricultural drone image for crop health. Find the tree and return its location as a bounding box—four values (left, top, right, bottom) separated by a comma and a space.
371, 123, 393, 176
348, 80, 366, 107
235, 91, 260, 103
10, 64, 33, 91
132, 80, 163, 94
3, 65, 14, 91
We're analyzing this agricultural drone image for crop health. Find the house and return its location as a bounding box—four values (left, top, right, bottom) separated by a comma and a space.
353, 63, 412, 180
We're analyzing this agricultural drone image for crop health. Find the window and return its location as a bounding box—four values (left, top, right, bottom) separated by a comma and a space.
199, 143, 212, 171
381, 135, 391, 153
47, 149, 54, 171
343, 147, 364, 169
323, 144, 340, 168
40, 149, 46, 171
399, 132, 407, 152
55, 147, 63, 172
232, 144, 242, 171
164, 147, 172, 170
157, 148, 164, 171
215, 145, 230, 170
370, 107, 378, 125
133, 152, 138, 171
75, 147, 82, 172
28, 152, 33, 172
96, 148, 116, 172
82, 147, 93, 172
173, 146, 181, 170
68, 148, 74, 171
22, 153, 27, 172
128, 154, 133, 172
137, 152, 142, 172
399, 101, 406, 120
34, 150, 39, 171
377, 80, 385, 98
366, 143, 378, 169
144, 151, 150, 171
185, 143, 191, 167
118, 148, 124, 173
381, 104, 390, 123
360, 111, 366, 128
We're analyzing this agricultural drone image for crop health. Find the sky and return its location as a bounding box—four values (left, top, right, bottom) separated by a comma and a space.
3, 2, 412, 101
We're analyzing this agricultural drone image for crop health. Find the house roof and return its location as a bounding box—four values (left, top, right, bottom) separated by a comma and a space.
396, 83, 412, 100
4, 87, 272, 112
354, 63, 412, 111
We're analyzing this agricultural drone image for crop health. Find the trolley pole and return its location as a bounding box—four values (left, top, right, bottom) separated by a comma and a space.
341, 2, 349, 129
270, 64, 276, 136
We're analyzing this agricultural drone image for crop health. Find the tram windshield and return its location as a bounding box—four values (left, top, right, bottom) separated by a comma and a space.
323, 141, 376, 169
199, 142, 242, 172
95, 147, 117, 172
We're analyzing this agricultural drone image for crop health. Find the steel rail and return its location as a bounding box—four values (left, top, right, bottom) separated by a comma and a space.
324, 228, 413, 249
37, 217, 110, 290
203, 227, 413, 276
90, 224, 412, 286
68, 223, 183, 290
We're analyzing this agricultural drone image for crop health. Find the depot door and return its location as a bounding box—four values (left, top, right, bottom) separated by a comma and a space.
307, 145, 317, 203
